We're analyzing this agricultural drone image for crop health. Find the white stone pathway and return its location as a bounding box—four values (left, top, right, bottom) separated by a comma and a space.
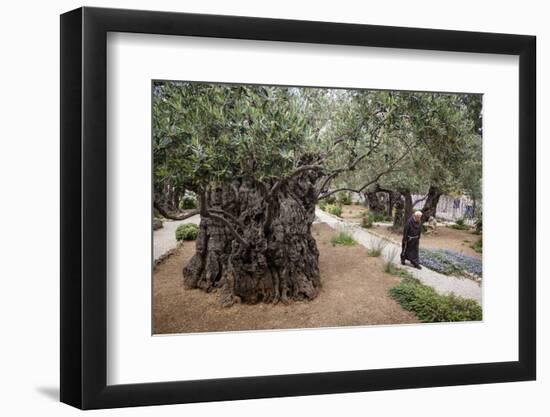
153, 215, 200, 262
315, 208, 482, 304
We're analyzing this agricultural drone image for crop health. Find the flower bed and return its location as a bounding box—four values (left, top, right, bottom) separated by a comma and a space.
419, 248, 482, 277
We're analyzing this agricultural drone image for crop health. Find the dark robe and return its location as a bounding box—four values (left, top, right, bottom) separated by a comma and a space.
401, 215, 421, 265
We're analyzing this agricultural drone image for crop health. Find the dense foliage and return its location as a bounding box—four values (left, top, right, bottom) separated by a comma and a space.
389, 277, 482, 322
330, 231, 357, 246
153, 82, 482, 222
175, 223, 199, 241
449, 218, 470, 230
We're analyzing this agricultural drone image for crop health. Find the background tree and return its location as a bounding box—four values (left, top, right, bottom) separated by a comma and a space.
349, 92, 482, 227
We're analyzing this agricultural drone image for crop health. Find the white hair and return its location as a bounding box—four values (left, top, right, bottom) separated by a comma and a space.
414, 211, 423, 217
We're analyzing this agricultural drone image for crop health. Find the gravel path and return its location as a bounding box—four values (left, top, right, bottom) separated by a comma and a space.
153, 215, 200, 261
315, 209, 482, 303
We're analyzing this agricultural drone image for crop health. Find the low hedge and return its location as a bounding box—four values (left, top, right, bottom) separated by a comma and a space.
389, 277, 482, 322
175, 223, 199, 241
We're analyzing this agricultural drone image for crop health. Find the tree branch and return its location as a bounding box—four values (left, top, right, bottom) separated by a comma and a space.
154, 202, 199, 221
412, 194, 429, 207
319, 138, 416, 200
268, 164, 324, 198
208, 213, 249, 247
209, 208, 245, 230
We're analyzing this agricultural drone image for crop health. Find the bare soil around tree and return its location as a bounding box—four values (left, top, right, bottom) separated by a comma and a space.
153, 223, 418, 334
338, 204, 368, 222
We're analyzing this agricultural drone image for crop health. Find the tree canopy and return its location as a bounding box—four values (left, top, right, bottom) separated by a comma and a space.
153, 81, 482, 214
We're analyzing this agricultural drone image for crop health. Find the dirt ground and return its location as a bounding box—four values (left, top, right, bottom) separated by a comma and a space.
338, 204, 369, 221
371, 224, 482, 259
153, 223, 418, 334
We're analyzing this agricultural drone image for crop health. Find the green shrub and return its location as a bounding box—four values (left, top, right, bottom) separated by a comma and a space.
325, 195, 337, 204
175, 223, 199, 241
318, 200, 328, 211
180, 196, 197, 209
370, 212, 392, 222
384, 263, 415, 279
449, 218, 469, 230
368, 248, 382, 257
330, 231, 357, 246
470, 237, 482, 253
361, 214, 373, 228
326, 204, 342, 217
389, 277, 482, 322
337, 192, 352, 205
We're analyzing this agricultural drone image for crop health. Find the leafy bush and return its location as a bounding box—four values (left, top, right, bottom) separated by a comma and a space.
180, 195, 197, 209
385, 263, 415, 279
175, 223, 199, 241
337, 192, 352, 205
470, 237, 482, 253
370, 212, 392, 222
361, 214, 373, 228
326, 204, 343, 217
318, 200, 328, 211
389, 277, 482, 322
330, 231, 357, 246
325, 195, 337, 204
419, 248, 482, 276
449, 218, 469, 230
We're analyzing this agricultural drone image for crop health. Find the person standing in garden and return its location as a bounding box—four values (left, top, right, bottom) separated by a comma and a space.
401, 211, 423, 269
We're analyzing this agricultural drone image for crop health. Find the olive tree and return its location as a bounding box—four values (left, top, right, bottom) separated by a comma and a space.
153, 82, 481, 306
154, 82, 332, 306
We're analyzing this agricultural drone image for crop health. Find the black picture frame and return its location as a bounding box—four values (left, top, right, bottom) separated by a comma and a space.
60, 6, 536, 410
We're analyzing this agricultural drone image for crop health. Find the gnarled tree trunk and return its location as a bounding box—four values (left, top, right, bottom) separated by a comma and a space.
392, 190, 413, 231
183, 168, 323, 306
421, 185, 442, 222
365, 191, 386, 215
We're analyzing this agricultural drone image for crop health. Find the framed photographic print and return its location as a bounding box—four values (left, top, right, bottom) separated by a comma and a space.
60, 6, 536, 409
